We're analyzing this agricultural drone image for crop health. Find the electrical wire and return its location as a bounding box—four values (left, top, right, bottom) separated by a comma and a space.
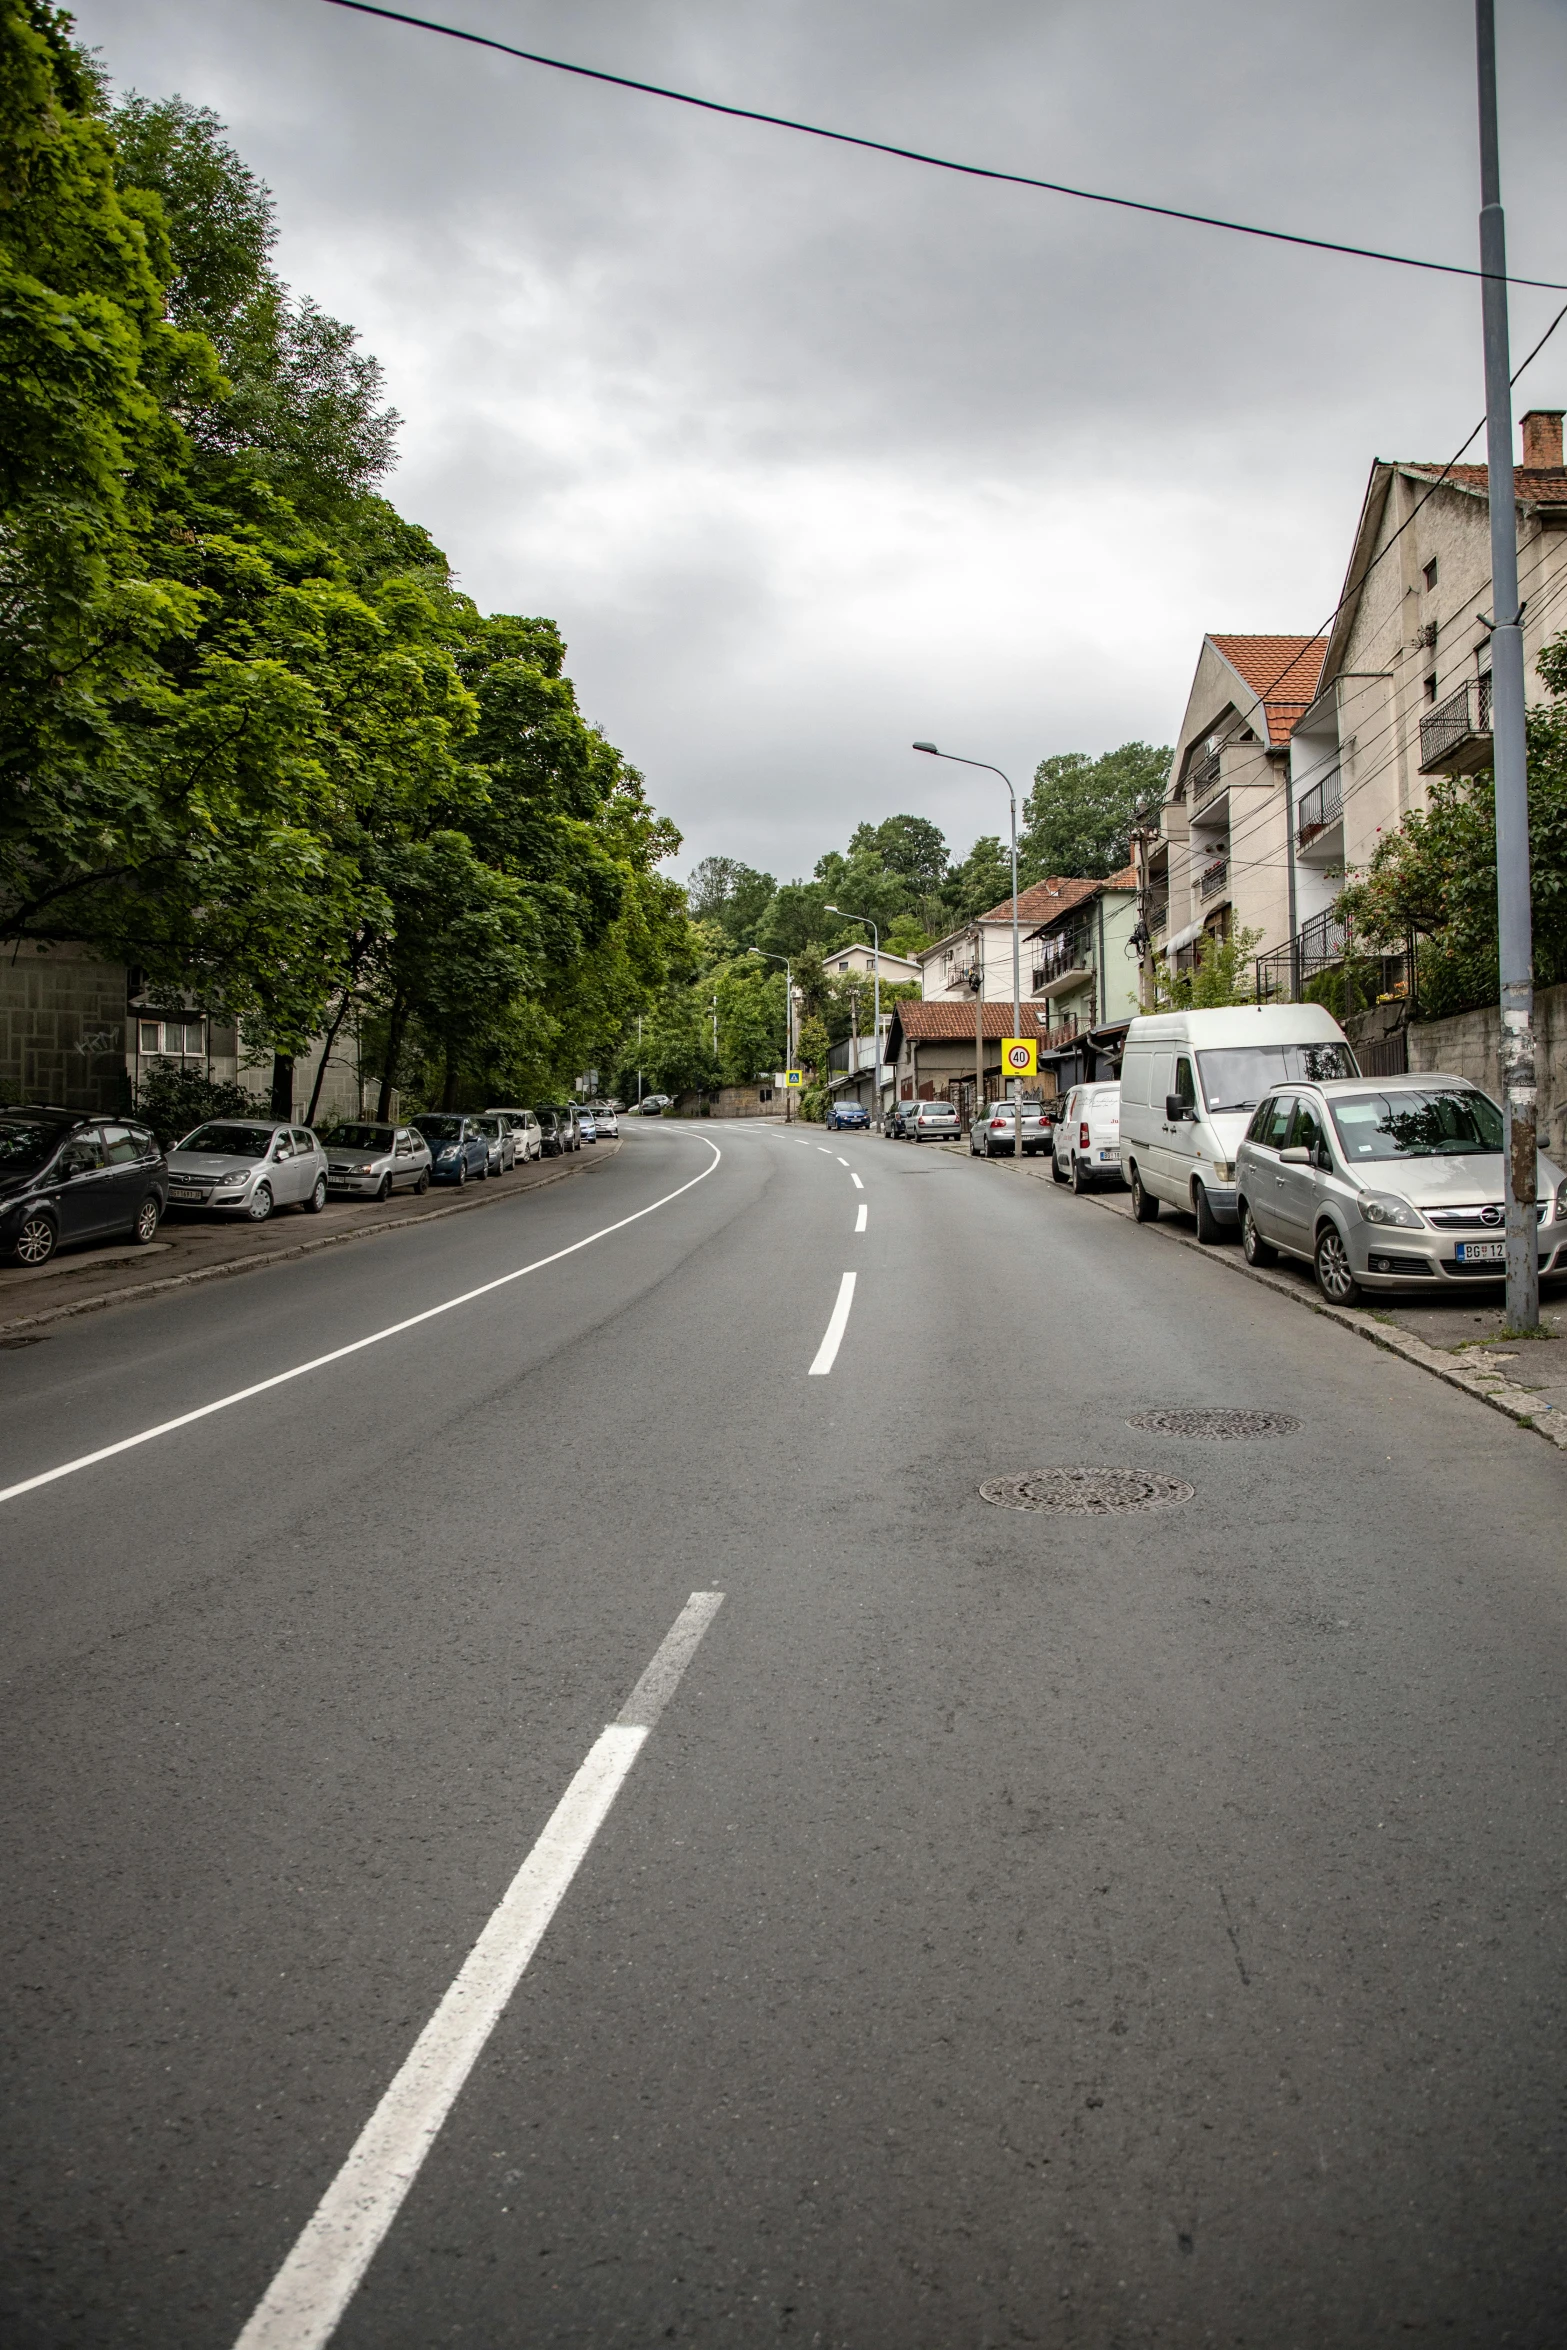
321, 0, 1567, 293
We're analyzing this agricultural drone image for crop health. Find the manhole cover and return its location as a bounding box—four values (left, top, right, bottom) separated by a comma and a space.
979, 1467, 1195, 1514
1126, 1408, 1299, 1440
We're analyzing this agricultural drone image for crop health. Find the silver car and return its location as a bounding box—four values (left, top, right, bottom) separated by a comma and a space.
470, 1113, 515, 1175
165, 1119, 329, 1222
589, 1103, 619, 1138
969, 1099, 1051, 1158
320, 1121, 432, 1201
1234, 1074, 1567, 1304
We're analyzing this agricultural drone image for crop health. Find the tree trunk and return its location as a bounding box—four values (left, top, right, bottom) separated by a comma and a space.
375, 997, 408, 1122
441, 1034, 459, 1112
270, 1052, 294, 1122
304, 991, 354, 1129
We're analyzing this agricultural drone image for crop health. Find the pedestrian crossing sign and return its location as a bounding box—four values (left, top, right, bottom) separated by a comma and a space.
783, 1069, 803, 1088
1002, 1038, 1037, 1076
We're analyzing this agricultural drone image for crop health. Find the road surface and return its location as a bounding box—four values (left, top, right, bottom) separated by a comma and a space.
3, 1120, 1564, 2347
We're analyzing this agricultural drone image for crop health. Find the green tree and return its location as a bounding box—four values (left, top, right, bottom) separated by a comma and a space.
1151, 925, 1262, 1010
1021, 741, 1170, 882
941, 834, 1012, 927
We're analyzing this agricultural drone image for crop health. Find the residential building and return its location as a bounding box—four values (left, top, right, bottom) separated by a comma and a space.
1023, 865, 1141, 1091
1147, 634, 1326, 1002
827, 1022, 893, 1117
824, 940, 922, 986
883, 1000, 1060, 1129
918, 880, 1088, 1005
1259, 406, 1567, 1001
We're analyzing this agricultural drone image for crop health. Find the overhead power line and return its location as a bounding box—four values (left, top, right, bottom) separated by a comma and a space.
322, 0, 1567, 293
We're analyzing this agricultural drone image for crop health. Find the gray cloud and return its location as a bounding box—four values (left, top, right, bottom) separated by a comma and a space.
76, 0, 1567, 879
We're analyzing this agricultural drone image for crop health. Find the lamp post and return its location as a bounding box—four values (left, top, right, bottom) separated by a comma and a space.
824, 907, 881, 1128
749, 947, 793, 1120
915, 741, 1022, 1153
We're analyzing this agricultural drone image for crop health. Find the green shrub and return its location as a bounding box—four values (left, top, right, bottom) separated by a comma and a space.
134, 1059, 266, 1148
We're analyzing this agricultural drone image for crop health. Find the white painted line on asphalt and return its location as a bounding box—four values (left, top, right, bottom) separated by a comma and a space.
233, 1592, 725, 2350
836, 1155, 849, 1166
855, 1204, 868, 1233
851, 1173, 863, 1190
817, 1146, 833, 1155
0, 1139, 724, 1511
808, 1271, 857, 1376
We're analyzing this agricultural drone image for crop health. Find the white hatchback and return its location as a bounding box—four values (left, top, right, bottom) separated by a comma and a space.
1053, 1082, 1123, 1191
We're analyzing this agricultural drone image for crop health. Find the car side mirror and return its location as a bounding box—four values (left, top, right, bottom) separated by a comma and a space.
1165, 1094, 1191, 1123
1279, 1145, 1311, 1165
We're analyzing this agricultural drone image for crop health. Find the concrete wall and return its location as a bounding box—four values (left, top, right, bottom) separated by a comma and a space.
0, 944, 131, 1112
1408, 979, 1567, 1161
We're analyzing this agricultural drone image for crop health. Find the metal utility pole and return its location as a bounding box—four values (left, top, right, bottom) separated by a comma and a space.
914, 743, 1022, 1156
636, 1013, 643, 1106
825, 908, 881, 1128
749, 947, 793, 1120
972, 924, 983, 1120
1476, 0, 1538, 1329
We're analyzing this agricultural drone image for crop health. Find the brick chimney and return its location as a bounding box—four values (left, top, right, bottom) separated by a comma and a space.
1520, 409, 1564, 468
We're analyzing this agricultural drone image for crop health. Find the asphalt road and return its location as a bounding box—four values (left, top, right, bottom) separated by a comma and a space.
4, 1119, 1565, 2348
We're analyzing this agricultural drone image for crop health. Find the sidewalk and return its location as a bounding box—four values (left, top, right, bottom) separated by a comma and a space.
0, 1142, 620, 1342
949, 1142, 1567, 1451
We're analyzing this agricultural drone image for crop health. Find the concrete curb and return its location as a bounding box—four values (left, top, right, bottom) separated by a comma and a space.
0, 1144, 618, 1341
949, 1140, 1567, 1454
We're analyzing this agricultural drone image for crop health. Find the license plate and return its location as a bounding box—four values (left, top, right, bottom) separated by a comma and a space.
1455, 1239, 1506, 1263
1098, 1148, 1117, 1160
168, 1185, 205, 1201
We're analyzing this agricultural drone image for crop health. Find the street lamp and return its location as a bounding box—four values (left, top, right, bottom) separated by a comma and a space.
824, 906, 881, 1129
914, 741, 1021, 1063
749, 947, 793, 1119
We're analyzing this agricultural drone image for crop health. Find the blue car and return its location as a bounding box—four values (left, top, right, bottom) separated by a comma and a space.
825, 1101, 870, 1131
412, 1113, 491, 1186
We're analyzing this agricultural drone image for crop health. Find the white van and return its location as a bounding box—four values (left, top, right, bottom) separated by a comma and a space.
1118, 1005, 1358, 1241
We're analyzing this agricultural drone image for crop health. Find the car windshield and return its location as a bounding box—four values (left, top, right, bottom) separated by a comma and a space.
178, 1122, 275, 1159
1196, 1042, 1358, 1113
1330, 1088, 1504, 1160
0, 1119, 61, 1167
417, 1116, 464, 1142
323, 1125, 394, 1151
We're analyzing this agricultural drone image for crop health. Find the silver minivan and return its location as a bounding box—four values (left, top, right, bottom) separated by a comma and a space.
1234, 1073, 1567, 1303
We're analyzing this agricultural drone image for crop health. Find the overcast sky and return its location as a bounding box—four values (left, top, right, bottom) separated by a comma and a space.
75, 0, 1567, 883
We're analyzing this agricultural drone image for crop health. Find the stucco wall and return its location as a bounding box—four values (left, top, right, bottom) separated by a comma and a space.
1408, 979, 1567, 1161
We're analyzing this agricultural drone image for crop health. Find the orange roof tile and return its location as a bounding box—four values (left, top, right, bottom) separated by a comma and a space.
1406, 462, 1567, 506
1208, 634, 1327, 745
976, 867, 1137, 927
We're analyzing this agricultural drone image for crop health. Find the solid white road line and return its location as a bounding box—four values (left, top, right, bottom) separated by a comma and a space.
0, 1138, 724, 1510
851, 1173, 863, 1190
855, 1204, 868, 1233
233, 1592, 725, 2350
808, 1271, 857, 1376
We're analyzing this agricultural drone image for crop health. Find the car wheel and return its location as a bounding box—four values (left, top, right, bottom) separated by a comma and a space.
1051, 1151, 1068, 1185
1192, 1180, 1222, 1244
455, 1162, 467, 1189
415, 1170, 430, 1194
248, 1183, 273, 1222
1130, 1166, 1159, 1222
377, 1174, 392, 1202
303, 1174, 328, 1214
1071, 1154, 1090, 1195
14, 1212, 56, 1266
1315, 1222, 1361, 1306
1240, 1200, 1275, 1267
130, 1194, 161, 1244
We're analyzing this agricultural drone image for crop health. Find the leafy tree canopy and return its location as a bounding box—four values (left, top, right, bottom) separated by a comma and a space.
1022, 740, 1170, 882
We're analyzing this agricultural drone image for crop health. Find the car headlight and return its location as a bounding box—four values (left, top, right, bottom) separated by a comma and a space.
439, 1146, 460, 1160
1555, 1177, 1567, 1223
1358, 1190, 1424, 1229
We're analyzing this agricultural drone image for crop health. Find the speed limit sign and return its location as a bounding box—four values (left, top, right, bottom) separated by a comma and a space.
1002, 1037, 1037, 1076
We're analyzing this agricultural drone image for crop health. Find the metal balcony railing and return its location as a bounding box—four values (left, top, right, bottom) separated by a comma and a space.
1147, 896, 1169, 934
1418, 675, 1492, 775
1198, 857, 1229, 901
1187, 749, 1223, 810
1296, 771, 1343, 849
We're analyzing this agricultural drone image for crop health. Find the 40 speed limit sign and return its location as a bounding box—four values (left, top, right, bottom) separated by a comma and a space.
1002, 1037, 1037, 1077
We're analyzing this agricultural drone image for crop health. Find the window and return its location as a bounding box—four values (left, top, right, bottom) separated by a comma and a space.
1424, 673, 1438, 702
138, 1017, 205, 1059
1329, 1088, 1503, 1160
58, 1136, 105, 1176
101, 1126, 144, 1165
1263, 1096, 1294, 1150
1423, 557, 1438, 591
1288, 1098, 1327, 1159
1174, 1055, 1197, 1110
1196, 1043, 1356, 1112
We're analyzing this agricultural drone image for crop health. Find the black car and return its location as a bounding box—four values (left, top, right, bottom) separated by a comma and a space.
538, 1104, 580, 1153
535, 1108, 566, 1157
0, 1105, 167, 1267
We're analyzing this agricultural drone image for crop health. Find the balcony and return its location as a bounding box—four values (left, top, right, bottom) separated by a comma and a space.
1147, 896, 1169, 935
1031, 935, 1093, 998
1198, 856, 1229, 901
1296, 772, 1342, 851
1187, 749, 1224, 811
1419, 676, 1492, 776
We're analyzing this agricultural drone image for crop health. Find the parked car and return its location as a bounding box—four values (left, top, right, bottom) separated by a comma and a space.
577, 1109, 599, 1145
470, 1113, 514, 1175
485, 1108, 543, 1162
1119, 1005, 1359, 1242
320, 1122, 432, 1201
1235, 1074, 1567, 1305
535, 1108, 567, 1156
545, 1103, 584, 1150
0, 1107, 167, 1266
638, 1098, 663, 1117
826, 1100, 870, 1131
970, 1099, 1052, 1158
591, 1105, 619, 1138
411, 1113, 491, 1186
1052, 1083, 1123, 1190
166, 1119, 328, 1221
908, 1100, 961, 1144
886, 1100, 912, 1139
